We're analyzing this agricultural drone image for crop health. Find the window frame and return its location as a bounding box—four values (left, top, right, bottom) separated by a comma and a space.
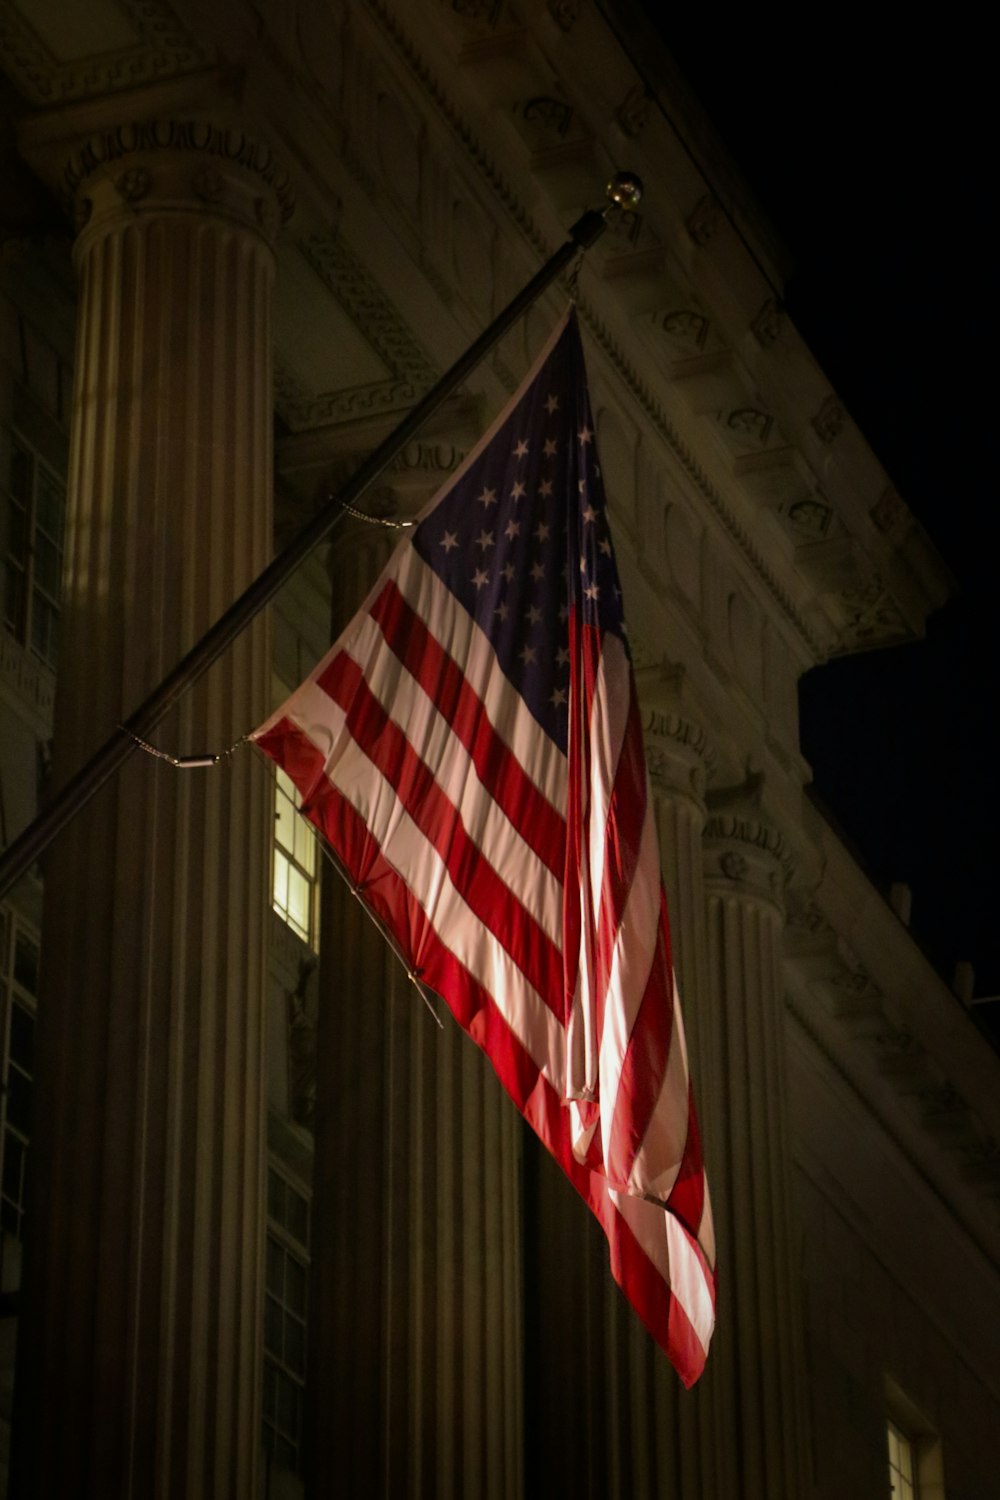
262, 1160, 311, 1476
3, 427, 67, 670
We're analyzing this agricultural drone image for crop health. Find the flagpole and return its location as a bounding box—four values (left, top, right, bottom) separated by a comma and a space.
0, 174, 643, 901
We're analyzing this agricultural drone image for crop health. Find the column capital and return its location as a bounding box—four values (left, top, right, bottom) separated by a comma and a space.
18, 73, 294, 249
637, 659, 717, 806
703, 772, 794, 908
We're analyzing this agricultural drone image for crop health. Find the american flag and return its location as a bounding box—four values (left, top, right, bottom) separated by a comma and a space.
252, 309, 716, 1384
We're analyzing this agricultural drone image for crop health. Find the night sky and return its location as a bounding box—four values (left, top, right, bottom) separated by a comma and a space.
647, 21, 998, 1015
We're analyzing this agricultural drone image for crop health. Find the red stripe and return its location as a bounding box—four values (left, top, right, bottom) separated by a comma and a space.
314, 649, 564, 1013
664, 1081, 707, 1238
258, 718, 712, 1383
369, 578, 565, 880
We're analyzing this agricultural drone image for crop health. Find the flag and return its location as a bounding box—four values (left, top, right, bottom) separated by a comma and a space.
252, 308, 716, 1384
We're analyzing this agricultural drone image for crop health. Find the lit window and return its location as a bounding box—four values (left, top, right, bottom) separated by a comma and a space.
0, 909, 40, 1250
272, 767, 319, 949
263, 1164, 310, 1475
888, 1418, 917, 1500
2, 432, 66, 669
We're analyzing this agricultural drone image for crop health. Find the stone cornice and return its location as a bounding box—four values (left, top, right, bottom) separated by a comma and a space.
577, 299, 828, 657
365, 0, 829, 662
785, 988, 1000, 1271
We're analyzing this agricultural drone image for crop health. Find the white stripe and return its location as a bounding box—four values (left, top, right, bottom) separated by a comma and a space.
563, 634, 631, 1104
393, 549, 567, 809
626, 970, 691, 1201
585, 633, 631, 926
276, 704, 569, 1088
610, 1188, 715, 1357
597, 811, 682, 1195
337, 607, 563, 946
254, 543, 569, 819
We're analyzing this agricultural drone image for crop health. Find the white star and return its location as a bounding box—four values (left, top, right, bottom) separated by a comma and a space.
556, 646, 570, 666
530, 561, 545, 582
545, 394, 559, 414
514, 438, 529, 459
440, 530, 459, 552
471, 567, 490, 590
550, 686, 567, 707
584, 582, 599, 601
477, 487, 497, 508
578, 480, 587, 494
526, 605, 542, 626
579, 424, 593, 445
599, 537, 612, 555
582, 504, 597, 524
579, 558, 588, 573
543, 438, 557, 458
520, 644, 537, 665
538, 478, 553, 498
503, 563, 515, 582
534, 522, 550, 542
505, 518, 521, 540
495, 601, 509, 622
511, 480, 526, 501
476, 529, 495, 551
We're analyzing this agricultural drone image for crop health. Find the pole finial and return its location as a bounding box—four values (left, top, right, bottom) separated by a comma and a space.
606, 171, 644, 213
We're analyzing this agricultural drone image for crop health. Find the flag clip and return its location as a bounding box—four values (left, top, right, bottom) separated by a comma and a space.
121, 728, 247, 768
332, 495, 415, 530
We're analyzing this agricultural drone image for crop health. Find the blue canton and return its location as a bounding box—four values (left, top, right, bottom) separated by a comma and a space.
412, 313, 627, 754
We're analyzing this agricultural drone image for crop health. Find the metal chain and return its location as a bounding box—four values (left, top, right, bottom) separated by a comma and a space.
121, 727, 248, 769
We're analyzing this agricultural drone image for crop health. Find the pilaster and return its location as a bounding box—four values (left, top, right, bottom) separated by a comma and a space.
11, 105, 286, 1499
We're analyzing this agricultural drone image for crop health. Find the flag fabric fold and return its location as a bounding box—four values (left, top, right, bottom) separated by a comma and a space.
252, 308, 716, 1385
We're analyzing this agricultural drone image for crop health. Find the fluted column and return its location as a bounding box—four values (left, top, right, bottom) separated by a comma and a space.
308, 487, 523, 1498
525, 688, 726, 1499
702, 783, 810, 1500
12, 117, 289, 1498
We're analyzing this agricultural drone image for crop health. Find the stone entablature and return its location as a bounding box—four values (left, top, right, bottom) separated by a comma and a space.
785, 821, 1000, 1264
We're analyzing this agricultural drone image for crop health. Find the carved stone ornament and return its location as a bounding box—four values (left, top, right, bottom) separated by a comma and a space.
751, 296, 783, 348
660, 309, 709, 351
703, 771, 794, 901
522, 96, 573, 140
811, 394, 846, 444
836, 574, 910, 651
643, 706, 716, 773
686, 193, 720, 247
546, 0, 582, 30
61, 120, 295, 226
869, 485, 910, 539
615, 83, 649, 139
727, 407, 773, 447
115, 166, 151, 203
720, 851, 749, 881
785, 496, 833, 541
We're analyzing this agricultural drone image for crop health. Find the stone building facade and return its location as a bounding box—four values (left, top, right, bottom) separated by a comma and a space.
0, 2, 997, 1497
